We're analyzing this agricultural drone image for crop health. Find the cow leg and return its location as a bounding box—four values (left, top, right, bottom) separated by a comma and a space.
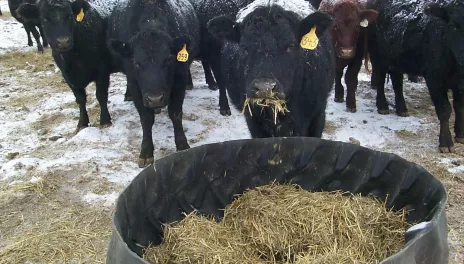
308, 111, 326, 137
25, 26, 33, 47
452, 88, 464, 143
334, 66, 345, 103
70, 86, 90, 133
186, 69, 194, 90
210, 54, 231, 116
425, 77, 453, 153
390, 71, 408, 116
95, 72, 112, 127
39, 25, 48, 48
169, 69, 190, 151
29, 25, 44, 53
130, 78, 155, 167
372, 67, 389, 115
124, 84, 133, 101
345, 57, 363, 113
202, 59, 218, 91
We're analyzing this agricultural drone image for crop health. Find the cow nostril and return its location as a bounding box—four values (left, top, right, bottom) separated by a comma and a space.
57, 37, 71, 46
253, 79, 278, 97
146, 94, 166, 107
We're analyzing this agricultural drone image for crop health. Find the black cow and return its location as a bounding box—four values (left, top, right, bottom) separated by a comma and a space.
108, 0, 200, 167
207, 4, 335, 138
9, 0, 48, 52
187, 0, 254, 115
366, 0, 464, 153
16, 0, 131, 132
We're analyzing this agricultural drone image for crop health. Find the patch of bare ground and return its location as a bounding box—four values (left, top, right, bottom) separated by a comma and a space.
0, 12, 12, 20
0, 168, 112, 264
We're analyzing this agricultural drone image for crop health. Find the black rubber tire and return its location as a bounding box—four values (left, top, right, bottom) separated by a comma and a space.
107, 137, 448, 264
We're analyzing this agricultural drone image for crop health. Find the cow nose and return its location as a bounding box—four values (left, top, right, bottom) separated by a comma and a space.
145, 94, 165, 108
253, 78, 278, 98
56, 37, 71, 49
340, 48, 354, 58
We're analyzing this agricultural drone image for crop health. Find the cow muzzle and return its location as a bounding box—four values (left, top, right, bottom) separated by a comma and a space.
338, 48, 355, 59
145, 93, 166, 109
251, 78, 284, 100
56, 36, 72, 51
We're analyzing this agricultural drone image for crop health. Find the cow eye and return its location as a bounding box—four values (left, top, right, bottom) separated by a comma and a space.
287, 44, 296, 52
164, 55, 175, 65
134, 62, 141, 68
43, 17, 49, 22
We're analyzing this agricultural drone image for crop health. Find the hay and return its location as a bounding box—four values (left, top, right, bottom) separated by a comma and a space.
144, 184, 410, 264
143, 213, 263, 264
0, 205, 111, 264
242, 97, 289, 125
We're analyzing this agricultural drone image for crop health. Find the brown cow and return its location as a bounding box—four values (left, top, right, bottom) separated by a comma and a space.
319, 0, 378, 112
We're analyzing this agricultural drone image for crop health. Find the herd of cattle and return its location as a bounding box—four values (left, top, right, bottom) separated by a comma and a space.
1, 0, 463, 167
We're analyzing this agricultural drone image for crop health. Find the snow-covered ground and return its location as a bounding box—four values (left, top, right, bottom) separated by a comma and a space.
0, 7, 463, 263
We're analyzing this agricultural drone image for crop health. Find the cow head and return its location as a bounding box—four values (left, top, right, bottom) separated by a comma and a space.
208, 6, 332, 102
16, 0, 91, 51
425, 1, 464, 84
329, 2, 377, 59
109, 30, 191, 109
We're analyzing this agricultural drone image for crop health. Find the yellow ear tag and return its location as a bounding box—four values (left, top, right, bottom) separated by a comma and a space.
300, 26, 319, 50
177, 44, 189, 62
76, 8, 84, 22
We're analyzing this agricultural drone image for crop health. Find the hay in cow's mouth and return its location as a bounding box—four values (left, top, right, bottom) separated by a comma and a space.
242, 97, 290, 125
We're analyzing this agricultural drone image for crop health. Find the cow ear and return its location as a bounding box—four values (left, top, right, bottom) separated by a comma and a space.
207, 15, 241, 42
16, 3, 39, 21
298, 11, 333, 40
424, 3, 449, 22
109, 39, 133, 58
360, 9, 378, 24
71, 0, 90, 18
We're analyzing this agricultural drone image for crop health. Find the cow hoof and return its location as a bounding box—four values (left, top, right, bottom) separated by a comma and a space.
208, 83, 218, 91
100, 122, 112, 128
455, 137, 464, 144
124, 96, 133, 102
154, 108, 162, 114
138, 157, 154, 168
378, 109, 390, 115
397, 111, 409, 117
334, 97, 344, 103
439, 146, 455, 153
74, 125, 88, 134
38, 48, 44, 53
220, 109, 231, 116
28, 42, 33, 47
186, 84, 194, 90
346, 107, 357, 113
176, 142, 190, 151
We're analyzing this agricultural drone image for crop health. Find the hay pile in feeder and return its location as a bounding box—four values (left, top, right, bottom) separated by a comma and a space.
242, 97, 289, 124
143, 213, 263, 264
144, 184, 409, 264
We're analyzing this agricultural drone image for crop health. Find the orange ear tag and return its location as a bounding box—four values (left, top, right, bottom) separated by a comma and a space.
177, 44, 189, 62
300, 26, 318, 50
76, 8, 84, 22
